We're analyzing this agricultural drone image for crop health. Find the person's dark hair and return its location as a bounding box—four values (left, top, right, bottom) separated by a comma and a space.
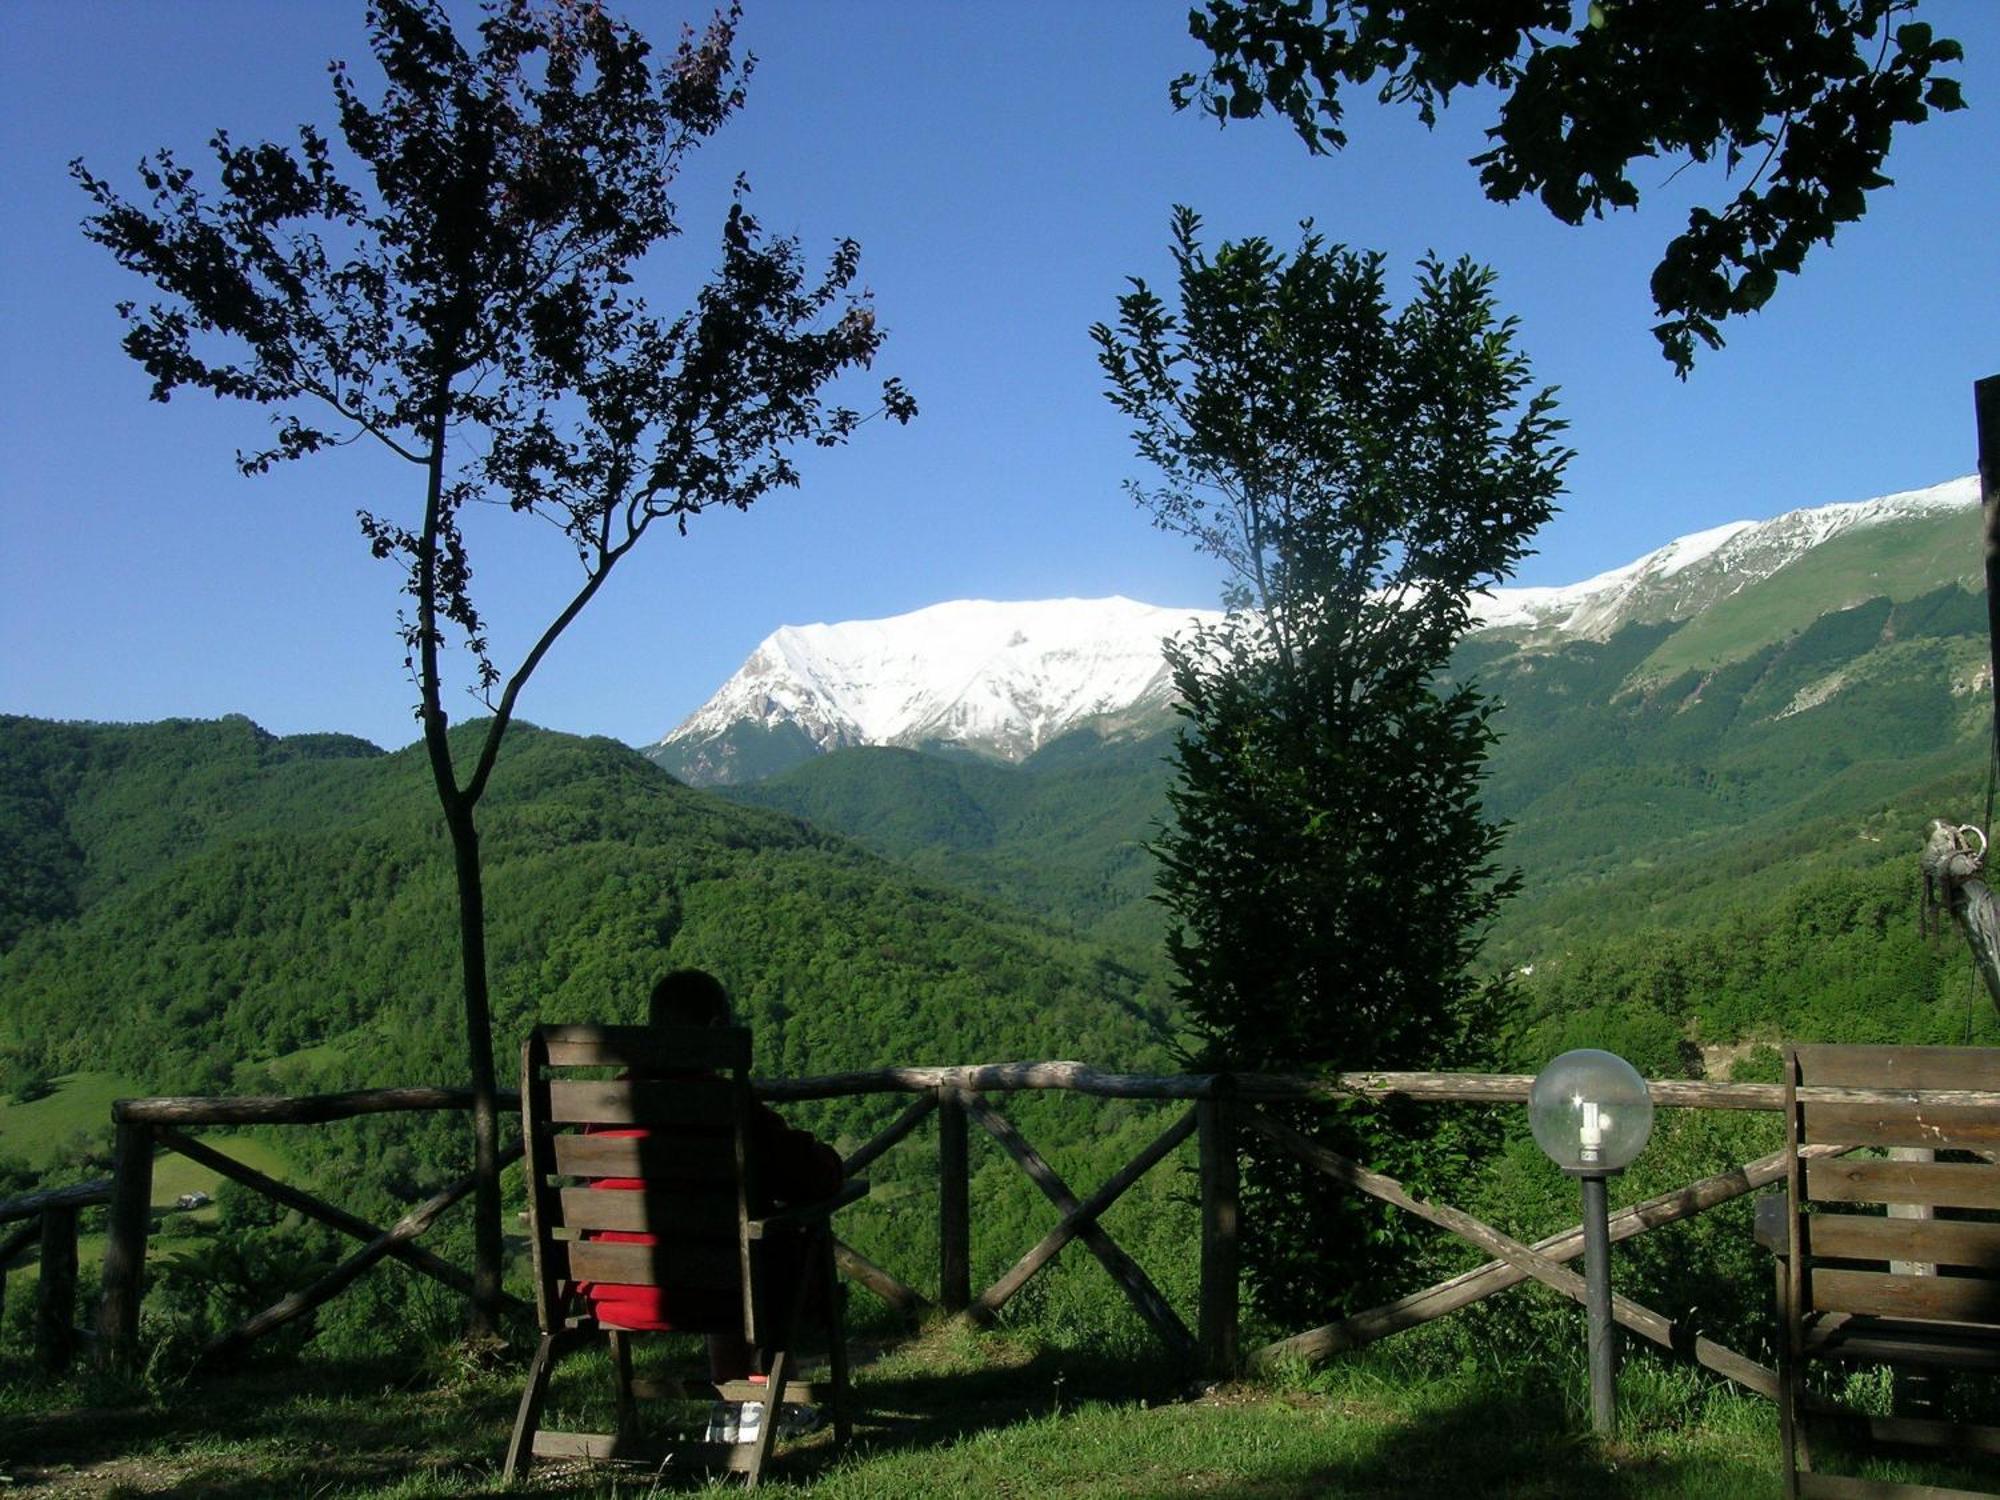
649, 968, 733, 1028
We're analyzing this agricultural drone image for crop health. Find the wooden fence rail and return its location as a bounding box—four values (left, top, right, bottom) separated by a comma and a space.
104, 1068, 2000, 1119
10, 1061, 1988, 1386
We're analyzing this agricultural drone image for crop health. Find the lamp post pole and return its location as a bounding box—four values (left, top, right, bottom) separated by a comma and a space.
1530, 1049, 1653, 1443
1579, 1170, 1615, 1434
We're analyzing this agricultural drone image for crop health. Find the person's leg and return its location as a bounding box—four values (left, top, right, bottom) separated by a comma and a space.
707, 1331, 756, 1382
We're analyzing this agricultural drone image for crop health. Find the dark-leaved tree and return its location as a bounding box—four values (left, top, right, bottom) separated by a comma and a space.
1092, 208, 1569, 1322
74, 0, 913, 1331
1172, 0, 1965, 375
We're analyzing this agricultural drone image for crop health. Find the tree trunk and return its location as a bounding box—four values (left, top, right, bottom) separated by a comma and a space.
414, 365, 503, 1338
444, 794, 504, 1335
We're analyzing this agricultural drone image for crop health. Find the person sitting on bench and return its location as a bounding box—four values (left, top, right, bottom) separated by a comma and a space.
574, 967, 843, 1392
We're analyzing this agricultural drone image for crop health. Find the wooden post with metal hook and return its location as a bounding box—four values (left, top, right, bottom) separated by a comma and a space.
1980, 375, 2000, 740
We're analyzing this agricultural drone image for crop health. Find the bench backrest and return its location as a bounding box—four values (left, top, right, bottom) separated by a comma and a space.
1783, 1043, 2000, 1335
520, 1024, 763, 1344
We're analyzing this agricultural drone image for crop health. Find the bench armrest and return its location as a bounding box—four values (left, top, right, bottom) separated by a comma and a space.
746, 1178, 869, 1239
1753, 1192, 1789, 1256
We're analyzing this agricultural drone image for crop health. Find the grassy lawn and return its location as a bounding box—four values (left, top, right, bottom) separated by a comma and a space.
6, 1319, 1994, 1498
0, 1323, 1805, 1500
1, 1073, 134, 1166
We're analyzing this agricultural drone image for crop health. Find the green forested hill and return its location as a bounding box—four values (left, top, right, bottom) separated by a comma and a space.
687, 583, 2000, 1061
0, 715, 389, 950
0, 716, 1171, 1111
721, 732, 1177, 956
1473, 583, 1990, 915
0, 715, 1192, 1357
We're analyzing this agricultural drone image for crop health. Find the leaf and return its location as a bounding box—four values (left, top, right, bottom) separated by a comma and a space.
1926, 77, 1965, 113
1736, 267, 1777, 311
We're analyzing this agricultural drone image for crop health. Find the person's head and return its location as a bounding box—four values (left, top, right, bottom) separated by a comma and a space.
649, 968, 732, 1029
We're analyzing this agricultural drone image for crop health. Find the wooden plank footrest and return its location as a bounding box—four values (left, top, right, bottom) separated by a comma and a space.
716, 1378, 831, 1404
1816, 1413, 2000, 1460
530, 1431, 757, 1472
1799, 1472, 1999, 1500
1807, 1317, 2000, 1371
619, 1376, 832, 1404
531, 1430, 664, 1463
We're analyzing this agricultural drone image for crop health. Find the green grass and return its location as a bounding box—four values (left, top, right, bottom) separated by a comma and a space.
6, 1313, 1995, 1498
0, 1072, 134, 1167
1, 1070, 293, 1219
262, 1037, 363, 1087
10, 1323, 1990, 1499
2, 1072, 298, 1309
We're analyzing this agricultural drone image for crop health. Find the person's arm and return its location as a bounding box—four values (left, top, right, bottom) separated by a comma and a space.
752, 1104, 844, 1205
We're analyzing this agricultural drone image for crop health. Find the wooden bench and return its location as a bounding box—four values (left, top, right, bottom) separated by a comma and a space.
504, 1024, 863, 1489
1757, 1043, 2000, 1499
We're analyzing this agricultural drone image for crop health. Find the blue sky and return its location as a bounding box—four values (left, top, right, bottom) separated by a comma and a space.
3, 2, 1995, 753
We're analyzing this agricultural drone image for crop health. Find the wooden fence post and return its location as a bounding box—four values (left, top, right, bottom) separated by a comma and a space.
938, 1086, 970, 1312
0, 1217, 47, 1333
36, 1207, 78, 1374
97, 1119, 154, 1371
1977, 373, 2000, 754
1198, 1084, 1240, 1377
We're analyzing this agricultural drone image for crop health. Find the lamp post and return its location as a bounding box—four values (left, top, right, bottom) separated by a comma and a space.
1528, 1048, 1654, 1436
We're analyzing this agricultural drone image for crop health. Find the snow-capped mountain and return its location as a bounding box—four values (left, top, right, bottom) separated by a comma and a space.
1473, 475, 1977, 639
653, 476, 1980, 785
656, 597, 1224, 783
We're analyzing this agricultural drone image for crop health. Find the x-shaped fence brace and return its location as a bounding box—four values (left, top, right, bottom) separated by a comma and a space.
826, 1089, 1198, 1357
1237, 1107, 1792, 1398
139, 1127, 530, 1366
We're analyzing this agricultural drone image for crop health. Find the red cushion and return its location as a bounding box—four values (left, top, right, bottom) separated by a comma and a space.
575, 1146, 736, 1331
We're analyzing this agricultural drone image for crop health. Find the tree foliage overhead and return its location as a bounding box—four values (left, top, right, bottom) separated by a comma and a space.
1172, 0, 1966, 374
74, 0, 912, 708
71, 0, 913, 1330
1094, 209, 1570, 1319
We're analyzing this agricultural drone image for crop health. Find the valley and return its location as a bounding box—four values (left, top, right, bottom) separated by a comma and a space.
4, 473, 1996, 1385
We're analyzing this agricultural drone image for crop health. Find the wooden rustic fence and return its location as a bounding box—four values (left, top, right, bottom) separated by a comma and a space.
4, 1061, 1992, 1393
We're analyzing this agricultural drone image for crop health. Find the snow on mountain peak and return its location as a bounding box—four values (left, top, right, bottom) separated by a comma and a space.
663, 596, 1223, 766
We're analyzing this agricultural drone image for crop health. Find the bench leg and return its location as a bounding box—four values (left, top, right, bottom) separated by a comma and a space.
822, 1234, 853, 1448
744, 1344, 791, 1490
608, 1329, 638, 1443
504, 1332, 564, 1483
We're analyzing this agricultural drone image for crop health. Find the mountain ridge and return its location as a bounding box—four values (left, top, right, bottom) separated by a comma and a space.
655, 475, 1980, 786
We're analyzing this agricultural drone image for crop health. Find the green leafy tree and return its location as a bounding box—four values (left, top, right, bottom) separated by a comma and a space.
1092, 208, 1570, 1320
1172, 0, 1965, 374
74, 0, 912, 1329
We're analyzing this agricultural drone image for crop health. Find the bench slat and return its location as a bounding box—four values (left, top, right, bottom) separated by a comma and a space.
1806, 1159, 2000, 1211
560, 1238, 741, 1290
1803, 1102, 2000, 1152
537, 1024, 751, 1073
545, 1079, 737, 1127
1795, 1045, 2000, 1092
555, 1185, 739, 1235
1807, 1214, 2000, 1271
550, 1134, 738, 1183
1811, 1268, 2000, 1325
